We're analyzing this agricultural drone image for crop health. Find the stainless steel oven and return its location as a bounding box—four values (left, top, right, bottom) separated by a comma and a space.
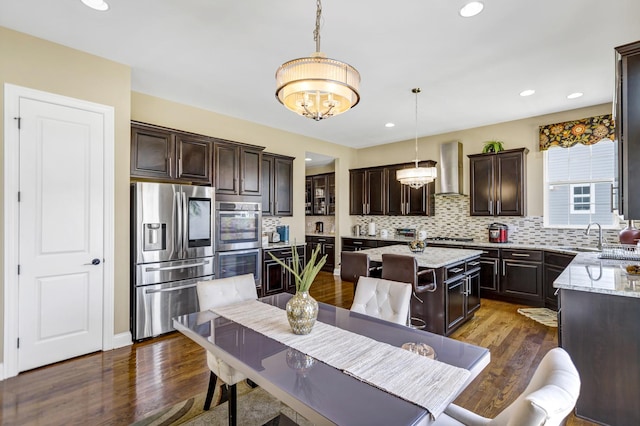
216, 201, 262, 251
217, 248, 262, 287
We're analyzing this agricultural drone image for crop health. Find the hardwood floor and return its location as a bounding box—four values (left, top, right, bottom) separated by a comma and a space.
0, 271, 594, 425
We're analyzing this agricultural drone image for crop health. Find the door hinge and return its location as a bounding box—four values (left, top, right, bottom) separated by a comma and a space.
18, 191, 21, 202
14, 116, 21, 129
17, 338, 20, 349
17, 264, 21, 275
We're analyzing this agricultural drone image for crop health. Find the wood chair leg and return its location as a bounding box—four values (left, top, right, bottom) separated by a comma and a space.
203, 371, 218, 411
228, 383, 237, 426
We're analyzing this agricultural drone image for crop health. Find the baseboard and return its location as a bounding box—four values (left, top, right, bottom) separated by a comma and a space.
333, 268, 340, 276
0, 362, 4, 381
112, 331, 133, 349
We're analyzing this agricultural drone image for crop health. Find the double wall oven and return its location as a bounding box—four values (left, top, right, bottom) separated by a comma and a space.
215, 201, 262, 286
131, 182, 215, 341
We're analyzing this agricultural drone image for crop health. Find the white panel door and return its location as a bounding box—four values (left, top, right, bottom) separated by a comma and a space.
18, 98, 104, 372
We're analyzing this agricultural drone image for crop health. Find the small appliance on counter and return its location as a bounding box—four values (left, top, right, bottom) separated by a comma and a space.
270, 231, 280, 243
276, 225, 290, 243
315, 221, 324, 233
488, 223, 509, 243
352, 224, 361, 236
396, 228, 416, 238
380, 229, 389, 238
418, 230, 427, 240
368, 221, 376, 236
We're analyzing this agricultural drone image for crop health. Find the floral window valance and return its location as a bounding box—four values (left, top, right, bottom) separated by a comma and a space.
539, 114, 615, 151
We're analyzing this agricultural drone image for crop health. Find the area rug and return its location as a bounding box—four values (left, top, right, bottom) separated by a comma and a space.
517, 307, 558, 327
132, 381, 312, 426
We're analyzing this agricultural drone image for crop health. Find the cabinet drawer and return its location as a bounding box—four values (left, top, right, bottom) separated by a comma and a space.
446, 262, 466, 280
502, 249, 542, 262
265, 246, 304, 260
341, 238, 377, 248
544, 251, 575, 267
471, 247, 500, 259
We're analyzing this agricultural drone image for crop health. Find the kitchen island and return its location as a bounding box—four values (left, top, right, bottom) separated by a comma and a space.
357, 245, 483, 336
554, 252, 640, 426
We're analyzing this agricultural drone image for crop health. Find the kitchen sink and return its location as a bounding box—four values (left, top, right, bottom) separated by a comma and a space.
556, 246, 601, 253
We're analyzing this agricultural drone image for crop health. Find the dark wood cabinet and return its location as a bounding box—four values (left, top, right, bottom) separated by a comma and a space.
341, 237, 378, 252
131, 122, 211, 184
349, 168, 385, 215
469, 148, 528, 216
215, 142, 262, 196
306, 235, 335, 272
385, 162, 436, 216
262, 153, 294, 216
542, 251, 575, 310
306, 173, 335, 216
560, 289, 640, 426
263, 246, 305, 295
501, 248, 543, 304
615, 41, 640, 219
443, 258, 481, 335
474, 247, 500, 297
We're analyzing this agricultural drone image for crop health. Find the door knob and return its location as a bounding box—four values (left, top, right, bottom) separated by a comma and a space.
84, 258, 101, 265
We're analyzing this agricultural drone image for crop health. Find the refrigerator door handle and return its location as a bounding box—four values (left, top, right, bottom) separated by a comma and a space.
182, 192, 188, 258
145, 261, 209, 272
175, 191, 183, 258
145, 283, 197, 294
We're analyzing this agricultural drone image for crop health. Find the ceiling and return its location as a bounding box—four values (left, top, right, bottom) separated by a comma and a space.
3, 0, 640, 149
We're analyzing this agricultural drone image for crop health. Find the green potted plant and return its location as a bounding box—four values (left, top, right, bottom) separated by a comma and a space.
482, 140, 505, 153
269, 244, 327, 334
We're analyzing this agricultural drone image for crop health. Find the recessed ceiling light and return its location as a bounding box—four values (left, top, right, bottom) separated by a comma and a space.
385, 123, 395, 128
305, 157, 312, 162
81, 0, 109, 11
520, 89, 536, 97
567, 92, 584, 99
459, 1, 484, 18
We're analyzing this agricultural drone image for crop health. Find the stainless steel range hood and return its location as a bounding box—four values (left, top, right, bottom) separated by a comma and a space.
437, 141, 464, 195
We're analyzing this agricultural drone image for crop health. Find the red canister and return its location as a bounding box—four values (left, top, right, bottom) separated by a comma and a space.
488, 223, 509, 243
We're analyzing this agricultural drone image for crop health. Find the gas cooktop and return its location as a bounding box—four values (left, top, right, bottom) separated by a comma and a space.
430, 237, 475, 242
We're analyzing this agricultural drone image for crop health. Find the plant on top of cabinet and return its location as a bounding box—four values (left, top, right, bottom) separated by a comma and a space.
482, 140, 504, 153
469, 147, 528, 216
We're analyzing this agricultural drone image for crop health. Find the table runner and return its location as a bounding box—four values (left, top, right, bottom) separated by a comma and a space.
210, 299, 471, 419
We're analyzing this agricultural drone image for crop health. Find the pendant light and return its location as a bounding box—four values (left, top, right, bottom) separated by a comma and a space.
396, 88, 437, 189
275, 0, 361, 121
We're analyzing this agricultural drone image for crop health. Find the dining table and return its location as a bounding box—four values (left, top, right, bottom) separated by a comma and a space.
173, 292, 490, 425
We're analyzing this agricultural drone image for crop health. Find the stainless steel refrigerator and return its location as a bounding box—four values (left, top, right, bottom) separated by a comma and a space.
131, 182, 215, 341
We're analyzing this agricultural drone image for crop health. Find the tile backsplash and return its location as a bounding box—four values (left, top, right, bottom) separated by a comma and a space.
353, 195, 623, 247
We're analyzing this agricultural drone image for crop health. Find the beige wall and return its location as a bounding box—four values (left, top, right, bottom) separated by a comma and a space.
356, 103, 612, 217
0, 27, 131, 359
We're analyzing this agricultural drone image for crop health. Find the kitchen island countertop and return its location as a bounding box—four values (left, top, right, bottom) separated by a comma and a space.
554, 252, 640, 298
356, 244, 483, 269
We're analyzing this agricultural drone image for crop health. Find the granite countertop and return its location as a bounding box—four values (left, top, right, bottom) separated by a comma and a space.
554, 252, 640, 298
263, 241, 306, 250
338, 234, 590, 255
357, 245, 483, 269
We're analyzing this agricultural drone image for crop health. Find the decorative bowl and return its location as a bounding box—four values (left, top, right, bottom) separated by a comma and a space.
408, 239, 425, 253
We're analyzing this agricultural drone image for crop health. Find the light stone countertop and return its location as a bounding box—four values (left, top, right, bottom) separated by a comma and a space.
356, 244, 483, 269
554, 252, 640, 298
263, 241, 306, 250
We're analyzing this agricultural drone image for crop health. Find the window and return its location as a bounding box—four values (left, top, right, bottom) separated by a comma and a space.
544, 139, 617, 228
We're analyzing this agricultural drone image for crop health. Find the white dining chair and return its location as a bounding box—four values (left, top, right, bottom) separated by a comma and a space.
433, 347, 581, 426
350, 276, 412, 325
196, 273, 258, 426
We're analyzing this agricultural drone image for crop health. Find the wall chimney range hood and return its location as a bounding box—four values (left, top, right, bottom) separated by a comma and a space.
438, 141, 464, 195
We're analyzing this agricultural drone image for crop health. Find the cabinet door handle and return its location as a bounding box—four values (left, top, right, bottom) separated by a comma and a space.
468, 261, 480, 267
511, 253, 530, 257
502, 260, 506, 276
450, 267, 464, 274
497, 199, 501, 214
610, 184, 618, 213
554, 289, 559, 296
353, 241, 363, 245
168, 157, 172, 174
178, 157, 183, 176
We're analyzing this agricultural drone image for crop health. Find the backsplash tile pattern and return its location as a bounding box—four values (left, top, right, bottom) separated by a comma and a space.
353, 195, 622, 247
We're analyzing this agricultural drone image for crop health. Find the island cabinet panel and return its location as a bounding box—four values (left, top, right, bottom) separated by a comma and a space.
561, 289, 640, 426
469, 148, 528, 217
542, 251, 574, 310
501, 249, 543, 304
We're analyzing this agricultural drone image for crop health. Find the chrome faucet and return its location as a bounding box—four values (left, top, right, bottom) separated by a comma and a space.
585, 222, 603, 251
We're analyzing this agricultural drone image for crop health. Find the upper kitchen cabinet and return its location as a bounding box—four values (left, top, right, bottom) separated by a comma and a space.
262, 153, 294, 216
349, 168, 385, 215
468, 148, 528, 216
306, 173, 335, 216
215, 142, 263, 197
131, 122, 212, 185
616, 41, 640, 219
385, 162, 436, 216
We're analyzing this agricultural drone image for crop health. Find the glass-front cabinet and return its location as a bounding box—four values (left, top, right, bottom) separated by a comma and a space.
306, 173, 335, 216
